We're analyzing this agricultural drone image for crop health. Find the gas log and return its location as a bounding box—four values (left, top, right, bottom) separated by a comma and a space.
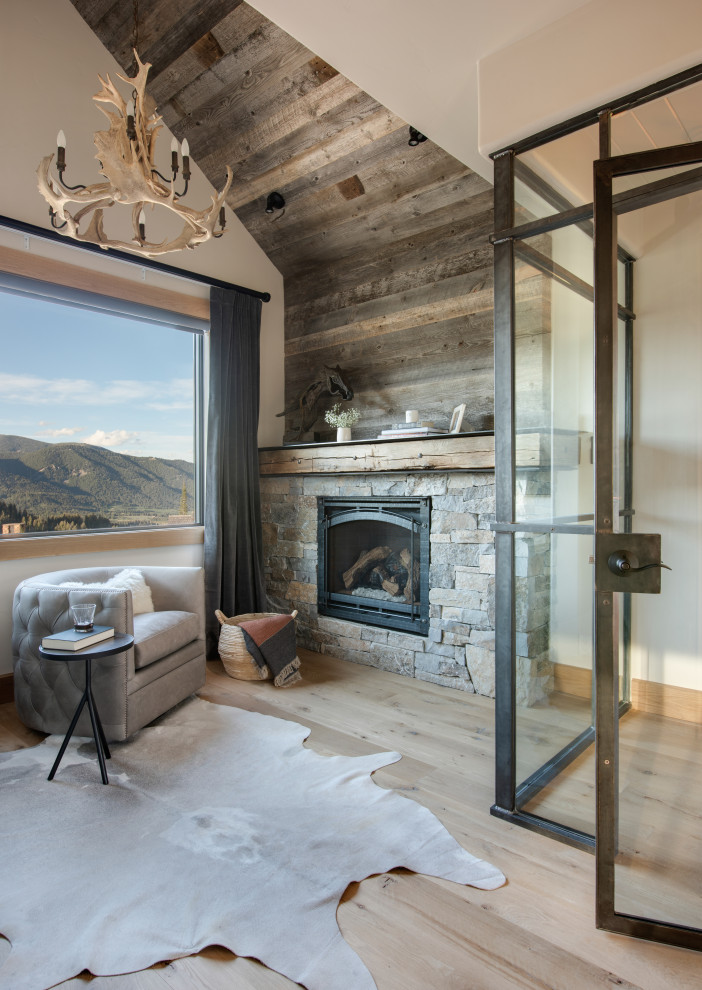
342, 545, 419, 602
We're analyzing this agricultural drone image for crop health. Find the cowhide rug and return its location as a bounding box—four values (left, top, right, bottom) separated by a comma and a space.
0, 698, 505, 990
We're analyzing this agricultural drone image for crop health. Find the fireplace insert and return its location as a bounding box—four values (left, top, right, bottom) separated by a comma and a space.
317, 496, 430, 635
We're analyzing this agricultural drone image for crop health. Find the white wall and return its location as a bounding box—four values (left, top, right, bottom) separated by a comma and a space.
623, 194, 702, 692
478, 0, 702, 158
548, 278, 595, 676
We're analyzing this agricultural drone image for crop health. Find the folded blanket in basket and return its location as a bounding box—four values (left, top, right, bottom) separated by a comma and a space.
238, 613, 301, 687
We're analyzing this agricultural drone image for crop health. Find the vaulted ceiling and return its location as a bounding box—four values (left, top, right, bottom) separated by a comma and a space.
68, 0, 486, 279
68, 0, 496, 439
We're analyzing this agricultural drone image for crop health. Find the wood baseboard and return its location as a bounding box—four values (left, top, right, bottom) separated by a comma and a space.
631, 677, 702, 724
553, 662, 591, 699
0, 672, 14, 705
553, 662, 701, 724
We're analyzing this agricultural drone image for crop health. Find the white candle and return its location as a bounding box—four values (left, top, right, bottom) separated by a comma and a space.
405, 410, 419, 423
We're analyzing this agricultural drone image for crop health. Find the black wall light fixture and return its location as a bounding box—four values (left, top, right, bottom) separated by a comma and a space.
265, 192, 285, 213
408, 126, 427, 147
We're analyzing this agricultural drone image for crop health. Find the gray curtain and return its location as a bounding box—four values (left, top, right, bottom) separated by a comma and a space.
204, 286, 267, 656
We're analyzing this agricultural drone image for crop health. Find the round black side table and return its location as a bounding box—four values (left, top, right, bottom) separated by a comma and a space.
39, 633, 134, 785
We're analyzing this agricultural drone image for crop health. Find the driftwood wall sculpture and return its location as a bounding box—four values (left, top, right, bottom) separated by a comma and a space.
276, 364, 354, 441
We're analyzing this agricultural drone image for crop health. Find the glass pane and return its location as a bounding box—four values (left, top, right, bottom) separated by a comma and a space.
535, 222, 594, 286
0, 290, 196, 535
615, 708, 702, 926
514, 230, 594, 524
613, 184, 702, 928
514, 531, 595, 836
328, 520, 419, 601
613, 160, 702, 205
515, 122, 599, 222
514, 176, 555, 225
612, 79, 702, 155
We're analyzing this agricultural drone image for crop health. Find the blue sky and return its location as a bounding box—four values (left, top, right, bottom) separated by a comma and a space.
0, 290, 195, 463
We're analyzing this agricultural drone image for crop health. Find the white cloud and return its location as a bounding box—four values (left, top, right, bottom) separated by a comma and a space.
37, 426, 84, 438
0, 374, 192, 409
85, 429, 142, 449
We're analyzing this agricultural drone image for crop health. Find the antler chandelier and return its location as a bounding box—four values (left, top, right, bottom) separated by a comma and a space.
37, 51, 232, 258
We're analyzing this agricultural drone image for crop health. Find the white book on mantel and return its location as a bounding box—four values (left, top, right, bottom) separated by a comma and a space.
41, 625, 115, 651
379, 426, 444, 437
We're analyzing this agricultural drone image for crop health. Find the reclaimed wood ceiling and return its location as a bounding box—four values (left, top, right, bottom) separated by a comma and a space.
68, 0, 496, 441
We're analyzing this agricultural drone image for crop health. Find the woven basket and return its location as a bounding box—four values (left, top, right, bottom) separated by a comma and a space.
215, 609, 298, 681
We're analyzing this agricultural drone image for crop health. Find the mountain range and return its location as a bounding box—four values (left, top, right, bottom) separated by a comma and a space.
0, 435, 194, 523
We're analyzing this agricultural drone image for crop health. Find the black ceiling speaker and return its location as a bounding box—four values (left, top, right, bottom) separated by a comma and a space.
408, 126, 427, 147
265, 192, 285, 213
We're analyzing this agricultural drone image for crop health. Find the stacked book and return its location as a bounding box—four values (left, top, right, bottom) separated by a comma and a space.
378, 423, 445, 439
41, 626, 115, 651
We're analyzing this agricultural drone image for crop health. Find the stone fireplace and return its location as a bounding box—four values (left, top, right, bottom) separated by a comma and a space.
317, 496, 430, 636
258, 435, 553, 701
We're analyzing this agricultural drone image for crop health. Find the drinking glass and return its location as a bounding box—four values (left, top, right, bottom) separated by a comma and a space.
71, 604, 96, 632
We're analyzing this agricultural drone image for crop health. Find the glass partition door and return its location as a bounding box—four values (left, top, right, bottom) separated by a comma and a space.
493, 64, 702, 954
492, 152, 633, 848
594, 137, 702, 950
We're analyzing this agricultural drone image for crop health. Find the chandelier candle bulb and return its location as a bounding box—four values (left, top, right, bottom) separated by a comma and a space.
56, 131, 66, 170
171, 137, 179, 173
126, 99, 136, 141
138, 209, 146, 240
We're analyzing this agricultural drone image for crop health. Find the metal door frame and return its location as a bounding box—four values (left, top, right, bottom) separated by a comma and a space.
490, 148, 634, 852
491, 62, 702, 947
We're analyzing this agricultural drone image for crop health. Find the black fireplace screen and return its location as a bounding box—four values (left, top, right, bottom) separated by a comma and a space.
317, 496, 430, 635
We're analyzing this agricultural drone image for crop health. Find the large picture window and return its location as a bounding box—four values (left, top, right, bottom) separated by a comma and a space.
0, 278, 205, 538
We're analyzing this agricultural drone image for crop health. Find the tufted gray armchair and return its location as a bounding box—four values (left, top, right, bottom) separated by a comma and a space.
12, 565, 206, 742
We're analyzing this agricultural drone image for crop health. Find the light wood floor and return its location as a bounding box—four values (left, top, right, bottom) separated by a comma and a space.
1, 650, 700, 990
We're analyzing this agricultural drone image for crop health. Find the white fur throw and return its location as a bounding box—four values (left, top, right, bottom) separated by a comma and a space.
60, 568, 154, 614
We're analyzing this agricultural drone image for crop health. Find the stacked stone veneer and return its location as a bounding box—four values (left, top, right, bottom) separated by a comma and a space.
260, 470, 552, 701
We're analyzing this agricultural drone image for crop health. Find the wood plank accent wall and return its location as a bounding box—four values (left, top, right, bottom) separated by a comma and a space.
69, 1, 498, 443
277, 161, 495, 443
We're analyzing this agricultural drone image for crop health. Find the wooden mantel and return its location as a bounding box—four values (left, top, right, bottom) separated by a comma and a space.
258, 430, 582, 476
259, 432, 499, 475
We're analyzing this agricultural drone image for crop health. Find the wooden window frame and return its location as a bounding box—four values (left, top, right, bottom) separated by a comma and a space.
0, 245, 208, 561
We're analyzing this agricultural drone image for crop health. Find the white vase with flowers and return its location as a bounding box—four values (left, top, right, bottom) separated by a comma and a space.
324, 403, 360, 442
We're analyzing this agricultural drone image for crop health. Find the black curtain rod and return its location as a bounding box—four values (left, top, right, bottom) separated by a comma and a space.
0, 214, 271, 303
